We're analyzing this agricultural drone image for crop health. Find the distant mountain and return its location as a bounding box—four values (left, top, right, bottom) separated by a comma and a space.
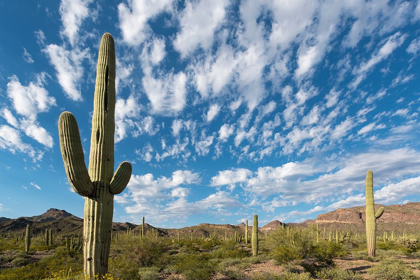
0, 217, 10, 223
1, 202, 419, 237
23, 208, 77, 222
315, 202, 420, 233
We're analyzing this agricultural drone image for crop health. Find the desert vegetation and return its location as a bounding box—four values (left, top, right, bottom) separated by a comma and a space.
0, 223, 419, 279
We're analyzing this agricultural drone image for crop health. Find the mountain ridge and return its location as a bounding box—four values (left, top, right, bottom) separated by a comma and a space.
1, 203, 419, 237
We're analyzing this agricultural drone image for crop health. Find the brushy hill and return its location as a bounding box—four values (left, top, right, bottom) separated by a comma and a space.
1, 202, 420, 237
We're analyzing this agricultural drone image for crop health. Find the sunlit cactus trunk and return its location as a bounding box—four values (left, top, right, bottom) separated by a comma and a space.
252, 214, 258, 256
365, 170, 384, 257
25, 224, 30, 253
58, 33, 132, 277
245, 219, 249, 244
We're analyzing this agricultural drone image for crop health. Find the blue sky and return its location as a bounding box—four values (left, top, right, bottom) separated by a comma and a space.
1, 0, 420, 228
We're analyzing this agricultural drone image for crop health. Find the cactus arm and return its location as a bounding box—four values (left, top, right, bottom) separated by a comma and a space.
375, 207, 385, 219
58, 112, 93, 196
109, 161, 132, 194
89, 33, 116, 183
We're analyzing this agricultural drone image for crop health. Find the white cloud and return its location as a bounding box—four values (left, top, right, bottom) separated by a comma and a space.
325, 89, 340, 108
22, 48, 34, 63
211, 168, 252, 186
195, 135, 214, 156
0, 125, 38, 159
173, 0, 230, 58
301, 106, 320, 126
21, 121, 54, 148
407, 38, 420, 55
150, 37, 166, 65
218, 124, 234, 142
214, 148, 420, 206
391, 73, 414, 87
351, 32, 407, 89
59, 0, 93, 46
1, 109, 18, 128
7, 74, 56, 120
206, 104, 220, 122
118, 0, 173, 46
30, 182, 42, 190
330, 118, 355, 140
357, 122, 386, 135
142, 71, 187, 115
44, 44, 88, 101
115, 95, 141, 142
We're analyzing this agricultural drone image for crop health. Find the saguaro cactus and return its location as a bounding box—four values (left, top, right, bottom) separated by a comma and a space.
245, 219, 249, 244
25, 224, 30, 253
252, 214, 258, 256
58, 33, 132, 277
365, 170, 384, 257
142, 217, 145, 238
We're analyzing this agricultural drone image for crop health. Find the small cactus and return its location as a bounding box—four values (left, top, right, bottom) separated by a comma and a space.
365, 170, 384, 257
252, 214, 258, 256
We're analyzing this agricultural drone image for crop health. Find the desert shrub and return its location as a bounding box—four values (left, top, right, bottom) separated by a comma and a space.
250, 271, 282, 279
218, 266, 249, 279
368, 260, 417, 280
172, 253, 215, 280
0, 249, 20, 262
138, 266, 160, 280
200, 237, 223, 250
108, 254, 141, 279
268, 227, 348, 275
0, 246, 82, 280
316, 267, 364, 280
111, 236, 169, 268
396, 238, 419, 255
10, 254, 30, 266
210, 241, 249, 259
280, 272, 312, 280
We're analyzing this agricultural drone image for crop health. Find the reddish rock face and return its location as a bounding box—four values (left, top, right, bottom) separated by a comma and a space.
316, 202, 420, 232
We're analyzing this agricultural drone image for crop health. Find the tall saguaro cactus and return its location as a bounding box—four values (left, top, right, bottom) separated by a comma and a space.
365, 170, 384, 257
245, 219, 249, 244
252, 214, 258, 256
58, 33, 132, 277
25, 224, 30, 253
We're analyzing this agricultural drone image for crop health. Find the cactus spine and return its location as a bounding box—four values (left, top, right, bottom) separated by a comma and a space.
365, 170, 384, 257
25, 224, 30, 253
245, 219, 249, 244
58, 33, 132, 277
252, 214, 258, 256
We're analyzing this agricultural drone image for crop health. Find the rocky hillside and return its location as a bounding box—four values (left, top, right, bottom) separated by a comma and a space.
315, 202, 420, 233
1, 202, 419, 237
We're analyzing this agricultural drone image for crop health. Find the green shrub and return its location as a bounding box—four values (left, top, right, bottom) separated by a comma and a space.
10, 255, 30, 266
280, 272, 312, 280
368, 260, 417, 280
138, 266, 160, 280
316, 267, 364, 280
210, 241, 249, 259
173, 253, 215, 280
268, 227, 348, 275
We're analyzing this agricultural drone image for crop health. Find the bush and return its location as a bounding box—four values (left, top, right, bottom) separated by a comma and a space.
138, 266, 160, 280
316, 267, 364, 280
280, 272, 312, 280
368, 260, 417, 280
172, 253, 215, 280
268, 227, 348, 275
